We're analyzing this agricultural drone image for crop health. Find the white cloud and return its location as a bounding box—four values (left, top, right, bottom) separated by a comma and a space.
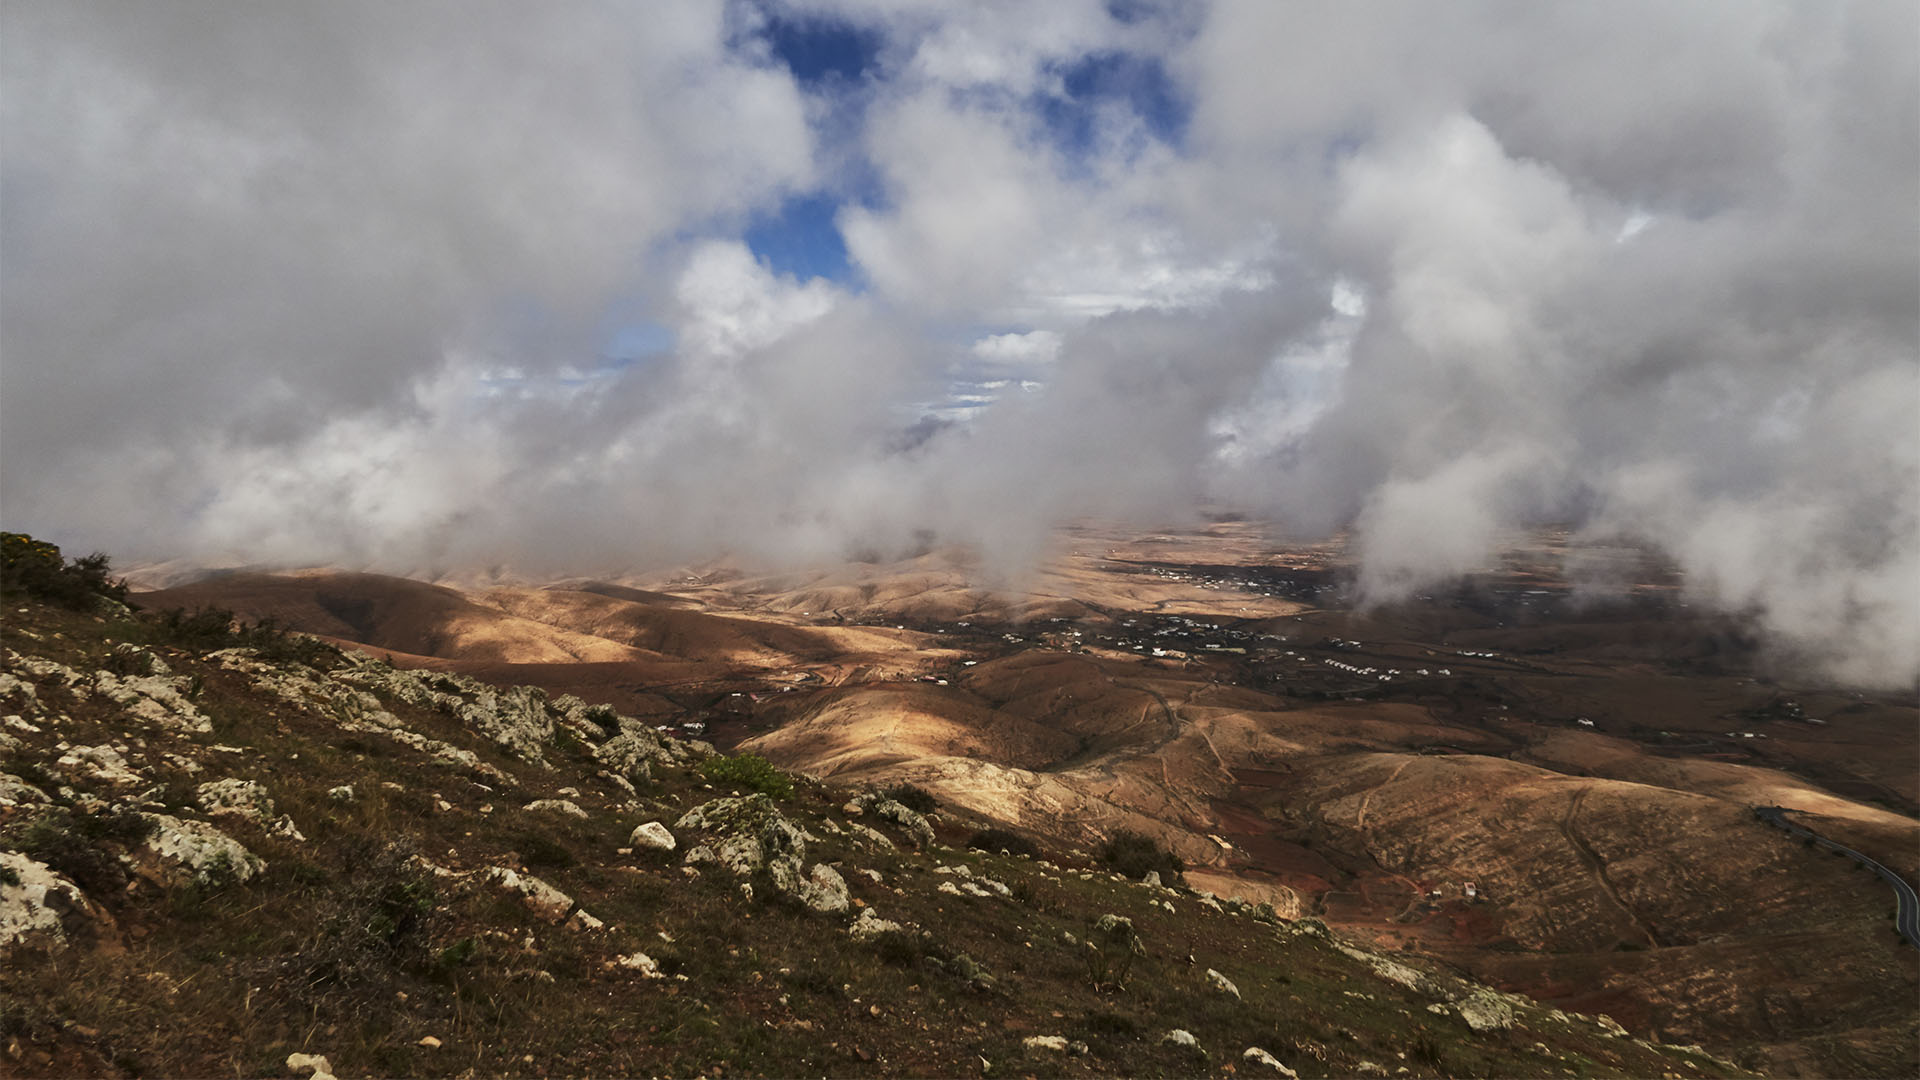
3, 0, 1914, 686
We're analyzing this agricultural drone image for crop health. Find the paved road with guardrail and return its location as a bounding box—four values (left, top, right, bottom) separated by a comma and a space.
1755, 805, 1918, 949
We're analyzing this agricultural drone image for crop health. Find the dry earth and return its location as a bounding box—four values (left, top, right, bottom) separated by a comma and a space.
133, 521, 1920, 1076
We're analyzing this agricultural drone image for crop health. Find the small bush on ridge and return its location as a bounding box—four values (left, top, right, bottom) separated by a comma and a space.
1, 532, 127, 610
966, 827, 1036, 858
882, 783, 938, 814
1097, 829, 1185, 886
700, 754, 793, 800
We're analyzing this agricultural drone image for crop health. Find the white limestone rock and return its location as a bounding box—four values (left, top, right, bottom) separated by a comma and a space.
609, 951, 665, 978
56, 744, 144, 786
628, 821, 676, 853
0, 852, 103, 955
1242, 1047, 1297, 1077
197, 778, 306, 840
0, 772, 50, 806
848, 907, 903, 941
1208, 968, 1242, 1000
93, 671, 211, 734
134, 813, 265, 887
523, 798, 589, 819
484, 866, 602, 930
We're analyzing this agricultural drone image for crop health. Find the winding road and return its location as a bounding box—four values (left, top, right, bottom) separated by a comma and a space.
1755, 805, 1919, 950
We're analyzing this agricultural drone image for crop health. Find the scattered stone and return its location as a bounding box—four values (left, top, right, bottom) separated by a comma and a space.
327, 785, 355, 803
848, 908, 903, 941
484, 866, 602, 930
1243, 1047, 1298, 1077
1142, 870, 1161, 887
629, 821, 676, 853
1162, 1030, 1203, 1054
609, 951, 665, 978
1207, 968, 1242, 1000
849, 822, 896, 851
417, 1035, 442, 1049
1022, 1036, 1067, 1052
92, 671, 211, 734
1355, 1062, 1388, 1077
523, 798, 589, 819
286, 1052, 336, 1080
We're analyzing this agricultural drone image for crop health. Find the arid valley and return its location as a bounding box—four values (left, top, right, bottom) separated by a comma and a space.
132, 522, 1920, 1077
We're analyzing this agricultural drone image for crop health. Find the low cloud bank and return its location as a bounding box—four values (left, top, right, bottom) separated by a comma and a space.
3, 2, 1913, 687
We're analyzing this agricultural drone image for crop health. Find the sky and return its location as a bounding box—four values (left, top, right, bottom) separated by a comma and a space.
2, 0, 1916, 688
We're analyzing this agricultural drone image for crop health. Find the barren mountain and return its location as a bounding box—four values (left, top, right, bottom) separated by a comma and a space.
117, 523, 1920, 1076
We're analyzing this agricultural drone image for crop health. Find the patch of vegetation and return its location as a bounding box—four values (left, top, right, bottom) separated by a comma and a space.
512, 830, 577, 870
141, 605, 342, 668
967, 827, 1037, 859
882, 782, 938, 814
700, 753, 794, 800
1096, 829, 1185, 886
8, 805, 154, 897
0, 532, 127, 610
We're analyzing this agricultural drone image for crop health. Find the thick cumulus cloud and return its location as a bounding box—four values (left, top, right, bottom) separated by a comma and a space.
2, 1, 1914, 687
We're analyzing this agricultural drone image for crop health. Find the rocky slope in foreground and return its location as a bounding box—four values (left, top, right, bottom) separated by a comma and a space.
0, 597, 1744, 1079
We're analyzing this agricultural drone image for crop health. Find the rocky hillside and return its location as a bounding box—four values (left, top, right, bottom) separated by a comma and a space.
1, 595, 1745, 1079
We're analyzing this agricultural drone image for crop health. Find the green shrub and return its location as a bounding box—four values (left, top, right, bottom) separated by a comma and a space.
883, 782, 938, 814
10, 806, 154, 897
144, 606, 341, 668
1096, 829, 1185, 886
700, 754, 794, 800
967, 827, 1036, 858
0, 532, 127, 610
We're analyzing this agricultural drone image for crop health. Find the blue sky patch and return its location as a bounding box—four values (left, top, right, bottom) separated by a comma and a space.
744, 193, 854, 284
1041, 50, 1189, 160
759, 8, 883, 85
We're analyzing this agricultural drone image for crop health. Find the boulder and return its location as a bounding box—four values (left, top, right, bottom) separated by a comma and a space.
1454, 987, 1515, 1033
523, 798, 589, 819
1242, 1047, 1297, 1077
1207, 968, 1242, 1000
134, 813, 265, 887
1162, 1030, 1203, 1053
769, 862, 849, 914
0, 852, 103, 954
197, 778, 305, 840
483, 866, 602, 929
848, 908, 903, 941
56, 744, 143, 786
92, 671, 210, 734
852, 792, 935, 848
0, 772, 50, 806
675, 794, 809, 878
285, 1053, 336, 1080
609, 951, 665, 978
629, 821, 676, 853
